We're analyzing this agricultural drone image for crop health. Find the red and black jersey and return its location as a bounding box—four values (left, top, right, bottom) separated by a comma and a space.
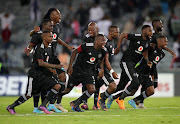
31, 43, 54, 76
50, 25, 59, 54
135, 46, 165, 76
73, 43, 107, 75
121, 34, 150, 64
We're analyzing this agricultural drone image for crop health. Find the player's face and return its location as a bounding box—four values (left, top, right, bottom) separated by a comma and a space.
97, 36, 106, 49
54, 10, 61, 23
157, 21, 163, 31
112, 28, 120, 38
44, 21, 53, 32
88, 26, 98, 37
161, 38, 168, 48
46, 32, 53, 44
144, 27, 153, 39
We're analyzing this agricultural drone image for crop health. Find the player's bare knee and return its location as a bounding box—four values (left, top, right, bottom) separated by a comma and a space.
109, 82, 117, 91
58, 73, 66, 82
54, 84, 61, 90
88, 88, 96, 94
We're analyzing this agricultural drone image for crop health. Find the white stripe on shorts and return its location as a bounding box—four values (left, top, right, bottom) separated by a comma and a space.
102, 76, 109, 85
122, 62, 133, 81
27, 77, 33, 97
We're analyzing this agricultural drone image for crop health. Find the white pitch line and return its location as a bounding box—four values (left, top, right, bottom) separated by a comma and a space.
0, 114, 180, 117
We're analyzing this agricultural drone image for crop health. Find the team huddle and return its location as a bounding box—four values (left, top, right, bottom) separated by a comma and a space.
6, 8, 176, 114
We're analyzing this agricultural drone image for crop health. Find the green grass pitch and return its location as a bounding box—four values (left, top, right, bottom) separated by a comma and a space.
0, 97, 180, 124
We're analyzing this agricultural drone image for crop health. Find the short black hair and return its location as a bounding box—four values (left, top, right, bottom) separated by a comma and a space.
157, 35, 166, 39
142, 25, 151, 30
95, 34, 105, 40
108, 25, 118, 32
152, 19, 161, 26
41, 30, 51, 39
41, 19, 51, 27
43, 8, 57, 19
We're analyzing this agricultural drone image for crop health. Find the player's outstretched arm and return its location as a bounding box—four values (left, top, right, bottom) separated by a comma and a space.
57, 38, 75, 50
163, 47, 176, 58
104, 53, 119, 79
29, 26, 40, 37
114, 33, 128, 55
97, 58, 105, 80
142, 49, 152, 68
67, 49, 78, 76
38, 60, 64, 69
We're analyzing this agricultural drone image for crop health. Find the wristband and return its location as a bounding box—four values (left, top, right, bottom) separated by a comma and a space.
110, 69, 114, 73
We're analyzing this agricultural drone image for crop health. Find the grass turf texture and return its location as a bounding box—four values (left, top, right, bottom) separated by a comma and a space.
0, 97, 180, 124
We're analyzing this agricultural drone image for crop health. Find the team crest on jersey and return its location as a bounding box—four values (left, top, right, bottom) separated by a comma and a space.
138, 46, 143, 51
98, 54, 102, 58
53, 33, 57, 39
90, 57, 96, 62
155, 56, 160, 61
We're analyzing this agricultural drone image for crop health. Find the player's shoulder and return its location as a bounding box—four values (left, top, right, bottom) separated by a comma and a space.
32, 30, 42, 37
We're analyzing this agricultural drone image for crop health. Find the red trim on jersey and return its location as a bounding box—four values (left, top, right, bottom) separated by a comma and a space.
30, 43, 36, 46
36, 59, 44, 61
126, 33, 129, 39
77, 45, 83, 53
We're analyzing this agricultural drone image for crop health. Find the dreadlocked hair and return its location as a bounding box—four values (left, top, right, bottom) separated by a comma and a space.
43, 8, 57, 19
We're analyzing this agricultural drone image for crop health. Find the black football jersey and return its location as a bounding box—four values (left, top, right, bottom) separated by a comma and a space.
50, 25, 59, 54
121, 34, 150, 64
30, 31, 43, 47
135, 46, 165, 76
105, 38, 116, 63
83, 33, 95, 43
151, 32, 161, 45
31, 43, 54, 75
73, 43, 107, 74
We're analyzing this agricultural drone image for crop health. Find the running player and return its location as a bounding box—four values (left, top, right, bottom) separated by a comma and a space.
137, 19, 176, 108
107, 25, 153, 110
128, 36, 168, 109
7, 31, 63, 114
61, 34, 107, 112
96, 26, 120, 111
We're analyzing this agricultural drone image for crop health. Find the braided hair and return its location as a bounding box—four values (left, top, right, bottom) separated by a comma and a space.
43, 8, 57, 19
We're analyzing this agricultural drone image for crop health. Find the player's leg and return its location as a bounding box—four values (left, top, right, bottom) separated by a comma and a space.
93, 87, 100, 110
131, 77, 154, 109
98, 71, 117, 111
118, 62, 139, 100
33, 93, 44, 113
7, 76, 34, 114
107, 68, 129, 109
81, 86, 89, 110
39, 76, 61, 114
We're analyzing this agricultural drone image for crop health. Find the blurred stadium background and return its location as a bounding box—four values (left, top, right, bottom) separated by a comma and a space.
0, 0, 180, 97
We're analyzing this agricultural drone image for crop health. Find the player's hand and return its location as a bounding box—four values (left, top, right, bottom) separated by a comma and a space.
67, 46, 76, 50
67, 66, 73, 76
49, 68, 57, 75
34, 26, 40, 32
147, 61, 152, 68
171, 52, 176, 59
150, 43, 156, 49
112, 72, 119, 79
153, 82, 158, 88
97, 70, 104, 80
55, 64, 65, 69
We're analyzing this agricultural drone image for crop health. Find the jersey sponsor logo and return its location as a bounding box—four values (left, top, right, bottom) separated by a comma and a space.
138, 46, 143, 51
53, 33, 57, 39
90, 57, 96, 62
86, 57, 96, 64
155, 56, 160, 61
112, 48, 114, 55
